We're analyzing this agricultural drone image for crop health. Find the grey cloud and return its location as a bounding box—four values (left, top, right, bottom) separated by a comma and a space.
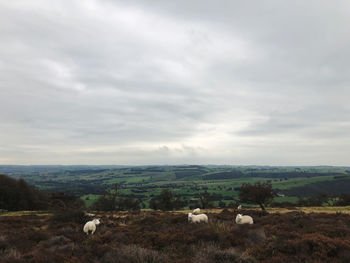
237, 105, 350, 138
0, 0, 350, 165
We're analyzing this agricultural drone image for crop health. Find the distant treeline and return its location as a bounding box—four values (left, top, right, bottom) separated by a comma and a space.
205, 171, 243, 180
204, 170, 343, 180
67, 169, 109, 176
35, 180, 106, 196
175, 168, 207, 179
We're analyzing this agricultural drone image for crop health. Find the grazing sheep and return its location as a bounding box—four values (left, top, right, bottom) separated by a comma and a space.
235, 214, 253, 225
188, 213, 208, 223
193, 208, 201, 214
83, 219, 100, 235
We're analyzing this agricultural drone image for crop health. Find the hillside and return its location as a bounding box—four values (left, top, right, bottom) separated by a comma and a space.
0, 174, 48, 211
0, 174, 85, 212
0, 209, 350, 262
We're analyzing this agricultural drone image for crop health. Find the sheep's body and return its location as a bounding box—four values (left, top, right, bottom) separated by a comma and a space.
193, 208, 201, 214
83, 219, 100, 235
188, 213, 208, 223
235, 214, 253, 225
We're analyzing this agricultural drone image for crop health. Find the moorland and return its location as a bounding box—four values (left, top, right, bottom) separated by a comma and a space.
1, 166, 350, 262
1, 208, 350, 263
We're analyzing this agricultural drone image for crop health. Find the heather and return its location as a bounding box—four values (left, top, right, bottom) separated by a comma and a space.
0, 209, 349, 262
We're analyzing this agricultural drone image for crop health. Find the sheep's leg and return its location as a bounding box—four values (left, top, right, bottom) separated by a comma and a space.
92, 230, 95, 235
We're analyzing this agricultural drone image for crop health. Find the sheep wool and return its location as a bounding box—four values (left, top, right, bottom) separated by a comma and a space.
193, 208, 201, 214
235, 214, 253, 224
83, 218, 101, 235
188, 213, 208, 223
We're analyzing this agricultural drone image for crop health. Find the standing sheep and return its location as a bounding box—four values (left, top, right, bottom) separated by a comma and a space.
235, 214, 253, 224
83, 219, 100, 235
193, 208, 201, 214
188, 213, 208, 223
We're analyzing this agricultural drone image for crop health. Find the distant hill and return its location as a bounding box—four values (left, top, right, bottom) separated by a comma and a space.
284, 178, 350, 197
0, 174, 48, 211
0, 174, 84, 211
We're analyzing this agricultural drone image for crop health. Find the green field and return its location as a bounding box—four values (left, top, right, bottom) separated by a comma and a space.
80, 194, 100, 207
1, 165, 350, 208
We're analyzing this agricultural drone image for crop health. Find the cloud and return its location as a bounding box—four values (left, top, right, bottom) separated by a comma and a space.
0, 0, 349, 165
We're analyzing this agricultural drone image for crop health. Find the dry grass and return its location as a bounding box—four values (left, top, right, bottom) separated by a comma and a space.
175, 206, 350, 215
0, 211, 53, 217
266, 206, 350, 214
2, 207, 349, 218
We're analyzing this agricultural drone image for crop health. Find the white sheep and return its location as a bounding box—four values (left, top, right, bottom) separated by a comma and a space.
83, 219, 100, 235
237, 205, 242, 210
235, 214, 253, 225
193, 208, 201, 214
188, 213, 208, 223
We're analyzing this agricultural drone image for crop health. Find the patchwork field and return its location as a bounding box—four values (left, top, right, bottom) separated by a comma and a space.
1, 165, 350, 208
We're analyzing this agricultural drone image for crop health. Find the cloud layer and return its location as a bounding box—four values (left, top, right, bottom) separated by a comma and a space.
1, 0, 350, 165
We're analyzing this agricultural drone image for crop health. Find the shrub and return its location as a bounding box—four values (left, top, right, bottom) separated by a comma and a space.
50, 210, 88, 224
191, 242, 256, 263
150, 189, 184, 211
100, 244, 168, 263
1, 248, 24, 263
0, 235, 8, 251
335, 194, 350, 206
91, 195, 116, 211
27, 231, 50, 243
48, 192, 85, 210
297, 194, 330, 206
117, 197, 140, 211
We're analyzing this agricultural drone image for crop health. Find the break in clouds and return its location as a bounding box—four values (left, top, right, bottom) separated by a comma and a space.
1, 0, 350, 165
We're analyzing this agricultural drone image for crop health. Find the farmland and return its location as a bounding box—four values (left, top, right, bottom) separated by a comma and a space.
1, 165, 350, 208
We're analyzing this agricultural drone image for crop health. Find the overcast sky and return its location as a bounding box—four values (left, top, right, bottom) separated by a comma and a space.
1, 0, 350, 165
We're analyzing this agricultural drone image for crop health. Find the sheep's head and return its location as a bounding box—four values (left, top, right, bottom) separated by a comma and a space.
235, 214, 242, 222
93, 219, 101, 225
188, 213, 193, 222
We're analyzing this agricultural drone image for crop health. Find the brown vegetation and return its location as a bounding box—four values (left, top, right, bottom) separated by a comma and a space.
0, 209, 349, 262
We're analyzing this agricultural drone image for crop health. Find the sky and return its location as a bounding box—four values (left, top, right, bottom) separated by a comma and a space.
1, 0, 350, 166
